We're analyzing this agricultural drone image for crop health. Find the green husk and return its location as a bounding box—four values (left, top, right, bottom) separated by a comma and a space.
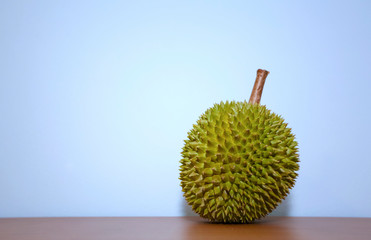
179, 101, 299, 223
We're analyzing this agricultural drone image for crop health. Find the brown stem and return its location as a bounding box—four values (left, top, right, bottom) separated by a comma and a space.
248, 69, 270, 104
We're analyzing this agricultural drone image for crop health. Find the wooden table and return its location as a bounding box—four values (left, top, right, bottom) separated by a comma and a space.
0, 216, 370, 240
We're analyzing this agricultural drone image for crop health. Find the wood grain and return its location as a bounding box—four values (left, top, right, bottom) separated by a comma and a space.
0, 216, 370, 240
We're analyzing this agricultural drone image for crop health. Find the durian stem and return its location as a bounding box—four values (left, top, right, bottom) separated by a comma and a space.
249, 69, 270, 104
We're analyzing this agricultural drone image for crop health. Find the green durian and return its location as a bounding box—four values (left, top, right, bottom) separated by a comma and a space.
179, 70, 299, 223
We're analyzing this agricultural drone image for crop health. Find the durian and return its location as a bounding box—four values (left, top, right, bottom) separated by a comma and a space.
179, 69, 299, 223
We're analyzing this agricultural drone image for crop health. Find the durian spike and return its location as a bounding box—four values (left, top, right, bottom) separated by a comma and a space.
249, 69, 270, 104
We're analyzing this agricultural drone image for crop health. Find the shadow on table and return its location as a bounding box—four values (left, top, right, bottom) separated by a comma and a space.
179, 214, 299, 240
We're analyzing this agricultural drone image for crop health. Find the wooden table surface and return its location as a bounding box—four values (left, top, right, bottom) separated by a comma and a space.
0, 216, 370, 240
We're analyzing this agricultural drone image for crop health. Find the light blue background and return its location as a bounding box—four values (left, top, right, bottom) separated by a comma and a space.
1, 0, 370, 218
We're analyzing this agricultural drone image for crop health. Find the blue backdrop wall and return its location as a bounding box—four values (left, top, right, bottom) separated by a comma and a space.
1, 0, 370, 217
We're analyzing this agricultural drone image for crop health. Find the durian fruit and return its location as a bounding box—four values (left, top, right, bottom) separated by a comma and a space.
179, 69, 299, 223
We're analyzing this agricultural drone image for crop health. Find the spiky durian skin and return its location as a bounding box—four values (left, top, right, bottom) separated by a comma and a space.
179, 101, 299, 223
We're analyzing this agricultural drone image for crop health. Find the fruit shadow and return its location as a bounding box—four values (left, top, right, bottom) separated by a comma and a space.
180, 195, 198, 217
180, 192, 293, 217
268, 193, 292, 217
